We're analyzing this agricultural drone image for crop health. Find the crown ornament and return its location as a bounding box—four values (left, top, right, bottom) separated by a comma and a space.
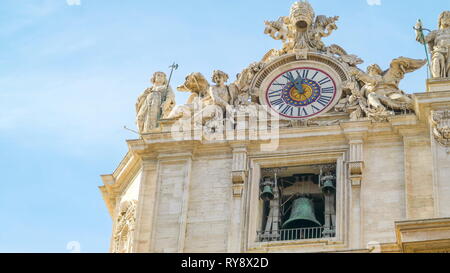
290, 0, 315, 29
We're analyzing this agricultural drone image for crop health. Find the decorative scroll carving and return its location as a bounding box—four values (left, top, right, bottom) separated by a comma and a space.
231, 147, 248, 187
113, 200, 137, 253
416, 11, 450, 79
431, 110, 450, 147
263, 1, 338, 59
262, 0, 361, 64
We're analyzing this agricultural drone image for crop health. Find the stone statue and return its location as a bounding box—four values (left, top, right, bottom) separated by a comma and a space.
167, 72, 210, 120
326, 44, 364, 66
234, 62, 265, 101
136, 72, 176, 133
349, 57, 426, 115
208, 70, 236, 111
334, 79, 369, 121
167, 72, 229, 134
416, 11, 450, 78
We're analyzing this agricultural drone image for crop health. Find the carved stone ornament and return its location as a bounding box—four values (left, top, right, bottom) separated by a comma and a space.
263, 0, 339, 60
113, 200, 138, 253
431, 110, 450, 147
138, 1, 430, 135
416, 11, 450, 79
335, 57, 427, 122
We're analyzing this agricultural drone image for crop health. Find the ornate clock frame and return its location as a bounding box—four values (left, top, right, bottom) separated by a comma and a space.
251, 53, 351, 120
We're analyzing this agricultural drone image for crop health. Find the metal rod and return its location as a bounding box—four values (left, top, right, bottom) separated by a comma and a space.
123, 126, 140, 135
166, 62, 179, 91
414, 20, 432, 78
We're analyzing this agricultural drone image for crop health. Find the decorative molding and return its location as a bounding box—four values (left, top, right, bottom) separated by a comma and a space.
395, 218, 450, 253
340, 122, 368, 187
431, 110, 450, 147
112, 200, 138, 253
231, 147, 248, 197
348, 141, 364, 187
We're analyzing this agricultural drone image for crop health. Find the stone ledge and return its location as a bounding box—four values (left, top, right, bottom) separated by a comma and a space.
395, 217, 450, 253
427, 78, 450, 92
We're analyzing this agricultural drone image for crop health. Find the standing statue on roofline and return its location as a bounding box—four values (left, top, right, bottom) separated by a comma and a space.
136, 72, 176, 134
416, 11, 450, 79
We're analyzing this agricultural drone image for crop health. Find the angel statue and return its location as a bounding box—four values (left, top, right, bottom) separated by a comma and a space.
416, 11, 450, 78
136, 72, 176, 134
349, 57, 426, 115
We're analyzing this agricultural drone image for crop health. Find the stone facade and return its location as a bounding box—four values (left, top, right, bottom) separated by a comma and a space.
100, 2, 450, 253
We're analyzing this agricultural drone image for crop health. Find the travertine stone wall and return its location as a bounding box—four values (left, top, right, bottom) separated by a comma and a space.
133, 160, 157, 252
152, 161, 189, 253
403, 136, 435, 219
184, 156, 232, 252
432, 138, 450, 217
362, 140, 406, 245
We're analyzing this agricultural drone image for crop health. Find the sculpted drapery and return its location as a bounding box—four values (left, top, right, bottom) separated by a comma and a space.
417, 11, 450, 79
136, 72, 175, 134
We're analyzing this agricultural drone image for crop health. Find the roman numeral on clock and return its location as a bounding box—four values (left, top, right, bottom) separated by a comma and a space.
321, 87, 334, 94
271, 98, 284, 106
317, 96, 332, 107
298, 107, 309, 117
269, 89, 282, 98
311, 105, 321, 113
302, 70, 309, 79
318, 78, 331, 85
281, 105, 294, 116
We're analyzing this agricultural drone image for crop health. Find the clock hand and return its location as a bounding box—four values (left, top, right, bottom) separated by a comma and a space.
284, 72, 304, 94
293, 76, 304, 95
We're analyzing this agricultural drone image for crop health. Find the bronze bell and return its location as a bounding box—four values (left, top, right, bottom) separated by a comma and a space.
260, 185, 275, 201
321, 177, 336, 194
260, 177, 275, 201
282, 197, 321, 229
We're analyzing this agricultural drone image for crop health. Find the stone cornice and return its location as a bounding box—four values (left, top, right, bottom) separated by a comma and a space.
395, 218, 450, 253
132, 118, 429, 146
414, 91, 450, 123
100, 148, 142, 218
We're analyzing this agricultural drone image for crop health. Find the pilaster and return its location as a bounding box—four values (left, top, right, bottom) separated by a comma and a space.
228, 145, 249, 253
133, 158, 158, 253
341, 120, 369, 249
414, 82, 450, 218
148, 152, 194, 253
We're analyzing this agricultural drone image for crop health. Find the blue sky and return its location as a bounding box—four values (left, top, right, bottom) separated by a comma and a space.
0, 0, 448, 253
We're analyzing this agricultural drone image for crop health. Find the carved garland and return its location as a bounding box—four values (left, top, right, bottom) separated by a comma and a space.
113, 200, 138, 253
431, 110, 450, 147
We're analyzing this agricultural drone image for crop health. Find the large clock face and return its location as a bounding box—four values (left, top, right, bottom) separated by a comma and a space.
265, 67, 338, 119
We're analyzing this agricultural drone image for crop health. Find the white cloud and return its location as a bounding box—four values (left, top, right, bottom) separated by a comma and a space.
367, 0, 381, 6
66, 0, 81, 6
